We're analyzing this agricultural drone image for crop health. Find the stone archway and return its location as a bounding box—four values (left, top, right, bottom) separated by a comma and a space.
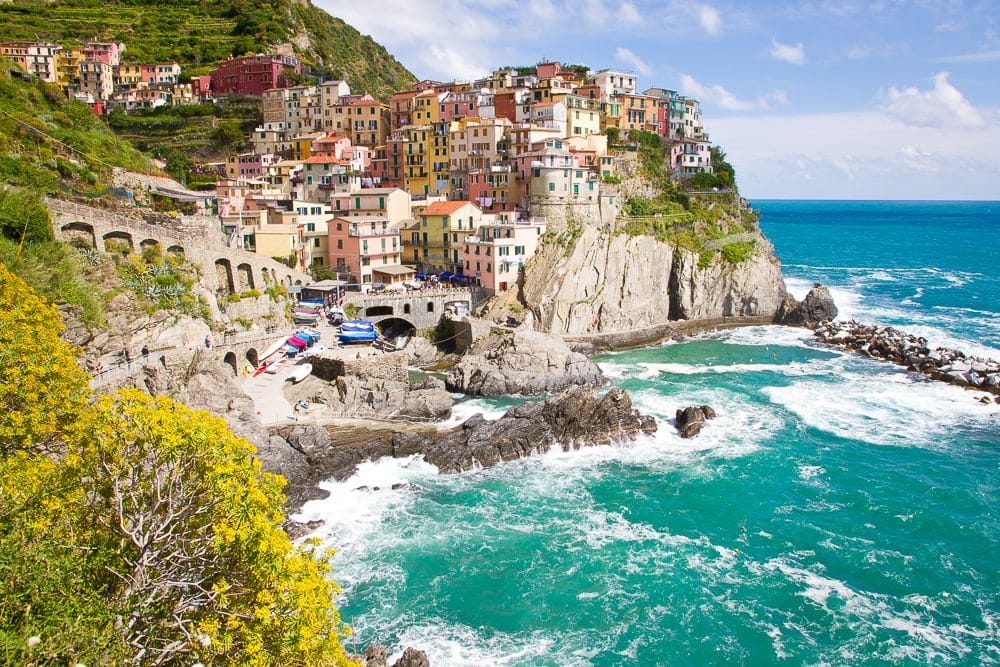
246, 347, 260, 368
60, 221, 96, 248
214, 258, 235, 295
223, 351, 238, 377
377, 316, 416, 343
236, 263, 255, 291
364, 305, 394, 318
167, 244, 185, 258
140, 238, 160, 258
102, 230, 134, 254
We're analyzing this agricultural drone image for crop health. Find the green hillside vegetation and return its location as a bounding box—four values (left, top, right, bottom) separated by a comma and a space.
0, 61, 154, 195
0, 263, 356, 666
0, 0, 416, 101
611, 130, 758, 265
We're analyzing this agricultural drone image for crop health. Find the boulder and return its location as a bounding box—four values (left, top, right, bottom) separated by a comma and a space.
675, 405, 716, 438
392, 647, 431, 667
777, 284, 839, 327
361, 645, 388, 667
446, 330, 605, 396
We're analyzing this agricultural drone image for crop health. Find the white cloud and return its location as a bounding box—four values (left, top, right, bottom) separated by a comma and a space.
899, 145, 938, 173
698, 5, 722, 36
680, 74, 787, 111
618, 0, 642, 25
934, 20, 962, 32
708, 109, 1000, 199
939, 50, 1000, 63
615, 47, 652, 76
770, 38, 806, 65
882, 72, 986, 129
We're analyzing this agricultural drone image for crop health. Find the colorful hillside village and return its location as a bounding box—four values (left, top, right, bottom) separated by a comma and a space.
3, 42, 717, 296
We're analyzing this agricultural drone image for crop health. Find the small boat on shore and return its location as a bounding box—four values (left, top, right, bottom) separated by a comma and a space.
265, 358, 288, 374
339, 329, 379, 344
287, 363, 313, 383
260, 336, 288, 362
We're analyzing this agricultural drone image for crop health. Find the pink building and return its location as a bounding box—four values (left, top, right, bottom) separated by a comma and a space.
210, 54, 302, 97
327, 215, 403, 287
458, 216, 547, 294
191, 75, 212, 100
83, 42, 124, 67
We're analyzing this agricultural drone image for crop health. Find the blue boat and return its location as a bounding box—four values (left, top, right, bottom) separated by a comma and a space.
338, 329, 379, 344
340, 319, 375, 332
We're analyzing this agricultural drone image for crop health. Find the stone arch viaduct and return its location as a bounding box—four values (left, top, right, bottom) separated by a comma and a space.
346, 288, 477, 330
46, 198, 311, 295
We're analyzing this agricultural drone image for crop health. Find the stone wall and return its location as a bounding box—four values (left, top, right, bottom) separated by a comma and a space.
310, 350, 408, 383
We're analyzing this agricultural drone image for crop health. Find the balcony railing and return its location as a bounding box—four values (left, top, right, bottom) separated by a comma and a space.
348, 227, 399, 238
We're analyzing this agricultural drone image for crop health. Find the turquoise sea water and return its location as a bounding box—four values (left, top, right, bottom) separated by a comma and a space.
296, 200, 1000, 665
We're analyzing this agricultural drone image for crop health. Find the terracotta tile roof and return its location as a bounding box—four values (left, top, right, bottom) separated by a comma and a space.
422, 200, 479, 216
303, 155, 347, 164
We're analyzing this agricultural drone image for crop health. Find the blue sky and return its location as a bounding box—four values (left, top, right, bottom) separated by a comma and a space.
316, 0, 1000, 200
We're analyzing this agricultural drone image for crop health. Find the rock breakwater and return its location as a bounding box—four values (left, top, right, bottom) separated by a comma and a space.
814, 320, 1000, 397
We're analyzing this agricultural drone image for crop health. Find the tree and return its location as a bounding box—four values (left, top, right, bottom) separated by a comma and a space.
0, 189, 55, 247
0, 262, 89, 456
0, 267, 356, 666
65, 391, 355, 666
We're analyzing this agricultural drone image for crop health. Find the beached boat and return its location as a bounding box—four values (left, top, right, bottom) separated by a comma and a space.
287, 336, 308, 349
295, 330, 320, 344
287, 363, 312, 383
265, 358, 288, 374
339, 329, 379, 344
259, 336, 289, 362
340, 319, 375, 331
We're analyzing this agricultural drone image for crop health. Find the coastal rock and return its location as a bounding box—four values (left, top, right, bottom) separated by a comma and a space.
814, 320, 1000, 397
265, 385, 656, 512
517, 198, 786, 345
777, 284, 839, 327
446, 330, 605, 396
675, 405, 717, 438
392, 647, 431, 667
360, 645, 388, 667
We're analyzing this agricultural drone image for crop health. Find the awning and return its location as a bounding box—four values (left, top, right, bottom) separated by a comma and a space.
440, 271, 454, 279
373, 264, 416, 277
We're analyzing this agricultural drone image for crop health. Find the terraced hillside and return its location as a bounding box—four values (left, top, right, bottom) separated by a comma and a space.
0, 0, 416, 100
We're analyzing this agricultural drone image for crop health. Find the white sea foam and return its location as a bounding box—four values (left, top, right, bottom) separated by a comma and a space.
797, 464, 825, 481
708, 324, 817, 349
438, 397, 514, 427
637, 359, 838, 378
869, 270, 897, 282
763, 369, 998, 449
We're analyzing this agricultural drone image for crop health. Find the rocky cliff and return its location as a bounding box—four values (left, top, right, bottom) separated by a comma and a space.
519, 195, 786, 345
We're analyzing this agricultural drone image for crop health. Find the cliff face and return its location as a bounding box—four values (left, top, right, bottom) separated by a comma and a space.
520, 195, 786, 343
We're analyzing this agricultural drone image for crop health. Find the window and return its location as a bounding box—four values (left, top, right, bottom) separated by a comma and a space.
355, 197, 361, 209
548, 182, 555, 192
313, 238, 320, 247
337, 239, 343, 249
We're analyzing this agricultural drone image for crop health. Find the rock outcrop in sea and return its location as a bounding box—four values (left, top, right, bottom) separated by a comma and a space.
814, 320, 1000, 397
446, 329, 605, 396
777, 283, 839, 327
263, 385, 657, 512
675, 405, 717, 438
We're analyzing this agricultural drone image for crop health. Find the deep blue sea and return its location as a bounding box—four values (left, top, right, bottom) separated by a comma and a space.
296, 200, 1000, 665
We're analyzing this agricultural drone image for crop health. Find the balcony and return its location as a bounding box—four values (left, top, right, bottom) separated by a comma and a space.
318, 182, 337, 189
348, 226, 399, 238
